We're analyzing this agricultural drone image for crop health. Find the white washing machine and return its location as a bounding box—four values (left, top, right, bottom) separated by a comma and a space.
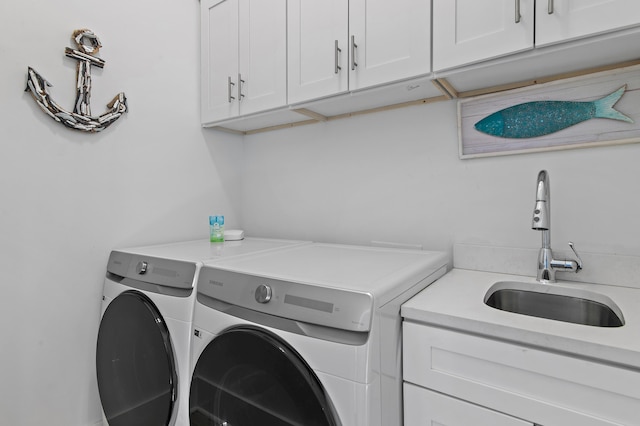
188, 243, 449, 426
96, 238, 308, 426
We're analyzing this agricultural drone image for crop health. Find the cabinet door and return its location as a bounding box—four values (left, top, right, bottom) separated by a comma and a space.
536, 0, 640, 47
201, 0, 239, 124
349, 0, 431, 91
404, 383, 533, 426
287, 0, 349, 104
433, 0, 534, 71
238, 0, 287, 116
403, 323, 640, 426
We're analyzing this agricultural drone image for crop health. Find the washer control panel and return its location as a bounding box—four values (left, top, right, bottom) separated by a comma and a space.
107, 250, 196, 289
197, 267, 374, 332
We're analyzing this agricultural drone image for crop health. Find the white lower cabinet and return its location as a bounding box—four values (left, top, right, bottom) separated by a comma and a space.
402, 322, 640, 426
404, 384, 533, 426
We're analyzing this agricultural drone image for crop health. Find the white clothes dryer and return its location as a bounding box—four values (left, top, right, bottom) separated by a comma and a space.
188, 243, 448, 426
96, 238, 307, 426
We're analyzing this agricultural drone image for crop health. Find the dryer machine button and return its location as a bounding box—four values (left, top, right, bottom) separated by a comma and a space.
136, 261, 148, 275
255, 284, 272, 304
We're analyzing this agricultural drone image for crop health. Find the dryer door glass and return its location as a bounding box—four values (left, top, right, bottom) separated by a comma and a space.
96, 290, 177, 426
190, 326, 340, 426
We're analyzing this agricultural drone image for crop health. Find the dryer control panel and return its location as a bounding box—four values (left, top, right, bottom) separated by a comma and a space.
107, 250, 196, 290
197, 267, 374, 333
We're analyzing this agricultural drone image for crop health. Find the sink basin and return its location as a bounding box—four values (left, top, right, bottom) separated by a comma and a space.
484, 281, 624, 327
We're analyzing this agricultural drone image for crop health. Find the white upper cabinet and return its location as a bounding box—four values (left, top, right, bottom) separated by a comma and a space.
348, 0, 431, 91
201, 0, 239, 123
433, 0, 535, 72
201, 0, 287, 124
238, 0, 287, 116
287, 0, 349, 104
536, 0, 640, 47
434, 0, 640, 72
287, 0, 431, 105
201, 0, 640, 131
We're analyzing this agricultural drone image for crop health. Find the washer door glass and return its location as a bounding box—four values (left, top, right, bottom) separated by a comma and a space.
96, 290, 177, 426
190, 326, 340, 426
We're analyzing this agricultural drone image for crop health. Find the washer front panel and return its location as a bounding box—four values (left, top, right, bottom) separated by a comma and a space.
197, 267, 374, 332
96, 291, 177, 426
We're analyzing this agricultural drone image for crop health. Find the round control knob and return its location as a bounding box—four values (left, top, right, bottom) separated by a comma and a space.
136, 261, 148, 275
255, 284, 272, 304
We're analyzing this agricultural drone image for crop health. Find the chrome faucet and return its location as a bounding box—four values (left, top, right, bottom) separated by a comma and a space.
531, 170, 583, 283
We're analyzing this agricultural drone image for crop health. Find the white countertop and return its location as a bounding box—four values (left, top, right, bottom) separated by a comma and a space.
402, 268, 640, 369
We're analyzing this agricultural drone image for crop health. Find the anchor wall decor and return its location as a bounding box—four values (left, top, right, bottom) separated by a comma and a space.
25, 29, 127, 133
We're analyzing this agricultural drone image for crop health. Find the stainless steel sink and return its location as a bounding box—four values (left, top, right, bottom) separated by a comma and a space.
484, 281, 624, 327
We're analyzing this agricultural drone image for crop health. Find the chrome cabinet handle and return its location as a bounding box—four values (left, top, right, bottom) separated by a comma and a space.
335, 40, 341, 74
515, 0, 521, 23
238, 73, 245, 101
351, 35, 358, 70
227, 76, 235, 103
548, 0, 554, 14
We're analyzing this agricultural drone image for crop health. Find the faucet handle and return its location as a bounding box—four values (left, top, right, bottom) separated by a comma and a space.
568, 241, 583, 271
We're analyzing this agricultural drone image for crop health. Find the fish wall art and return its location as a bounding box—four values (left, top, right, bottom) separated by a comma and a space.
458, 64, 640, 158
474, 86, 633, 139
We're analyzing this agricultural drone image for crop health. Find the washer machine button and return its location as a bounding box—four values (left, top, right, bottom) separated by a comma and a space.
136, 261, 148, 275
255, 284, 272, 303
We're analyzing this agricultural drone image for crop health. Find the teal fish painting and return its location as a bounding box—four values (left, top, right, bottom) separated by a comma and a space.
474, 86, 633, 139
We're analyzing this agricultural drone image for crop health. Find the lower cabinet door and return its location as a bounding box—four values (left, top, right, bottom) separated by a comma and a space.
404, 383, 533, 426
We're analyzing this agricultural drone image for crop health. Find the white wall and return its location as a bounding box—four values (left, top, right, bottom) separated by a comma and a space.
241, 99, 640, 259
0, 1, 242, 425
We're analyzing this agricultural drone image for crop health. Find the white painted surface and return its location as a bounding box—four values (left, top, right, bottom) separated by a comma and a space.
241, 99, 640, 259
0, 1, 242, 425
